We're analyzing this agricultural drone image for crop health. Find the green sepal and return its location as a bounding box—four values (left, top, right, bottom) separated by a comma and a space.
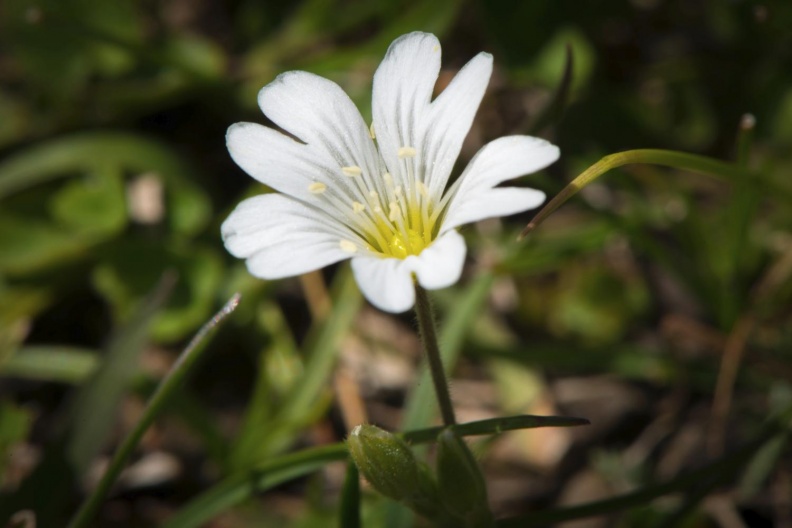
436, 428, 494, 527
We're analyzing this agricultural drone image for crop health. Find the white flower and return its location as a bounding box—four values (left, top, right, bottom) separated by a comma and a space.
222, 32, 560, 313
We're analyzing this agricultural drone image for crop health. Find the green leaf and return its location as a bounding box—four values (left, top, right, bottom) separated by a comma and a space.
0, 132, 211, 236
49, 165, 127, 236
92, 242, 223, 342
2, 0, 142, 98
0, 214, 92, 274
0, 284, 51, 361
1, 346, 98, 383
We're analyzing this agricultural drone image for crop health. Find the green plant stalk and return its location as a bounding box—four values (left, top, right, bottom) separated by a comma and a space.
414, 284, 456, 426
67, 294, 241, 528
339, 462, 362, 528
519, 149, 752, 238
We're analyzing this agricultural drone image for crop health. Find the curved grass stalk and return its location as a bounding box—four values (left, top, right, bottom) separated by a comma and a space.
519, 149, 755, 239
67, 294, 241, 528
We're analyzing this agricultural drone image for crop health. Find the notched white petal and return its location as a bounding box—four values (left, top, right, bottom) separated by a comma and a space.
443, 187, 546, 232
351, 257, 416, 313
408, 230, 466, 290
222, 194, 353, 279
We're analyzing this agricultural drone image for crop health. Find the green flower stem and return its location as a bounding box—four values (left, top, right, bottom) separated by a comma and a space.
519, 148, 753, 238
67, 294, 241, 528
413, 284, 456, 426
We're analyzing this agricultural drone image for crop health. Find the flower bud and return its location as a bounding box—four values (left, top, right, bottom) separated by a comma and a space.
347, 424, 420, 500
436, 429, 494, 527
347, 424, 440, 519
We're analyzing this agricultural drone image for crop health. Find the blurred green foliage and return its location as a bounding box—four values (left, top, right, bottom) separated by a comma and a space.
1, 0, 791, 526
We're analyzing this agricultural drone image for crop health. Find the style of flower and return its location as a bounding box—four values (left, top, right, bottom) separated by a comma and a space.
222, 32, 560, 313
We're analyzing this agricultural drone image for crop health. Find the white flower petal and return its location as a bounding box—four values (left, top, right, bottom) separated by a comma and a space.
372, 32, 441, 188
442, 187, 546, 231
424, 52, 492, 196
351, 257, 415, 313
227, 122, 350, 201
441, 135, 557, 230
350, 230, 466, 312
258, 71, 381, 178
372, 33, 493, 200
408, 230, 466, 290
222, 194, 352, 279
454, 135, 559, 193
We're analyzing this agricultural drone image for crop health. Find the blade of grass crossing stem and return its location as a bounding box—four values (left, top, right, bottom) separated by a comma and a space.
340, 462, 362, 528
165, 413, 588, 527
403, 414, 589, 444
67, 293, 241, 528
66, 273, 175, 474
519, 149, 759, 239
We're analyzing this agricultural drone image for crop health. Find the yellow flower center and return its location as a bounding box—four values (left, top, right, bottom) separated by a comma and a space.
309, 145, 441, 259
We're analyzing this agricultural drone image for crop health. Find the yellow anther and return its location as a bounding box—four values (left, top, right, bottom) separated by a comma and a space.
339, 240, 358, 253
388, 202, 400, 222
374, 205, 383, 214
383, 172, 393, 185
394, 185, 403, 196
398, 146, 417, 158
342, 166, 362, 177
369, 121, 376, 139
352, 201, 366, 213
369, 190, 379, 200
416, 181, 429, 197
308, 182, 327, 194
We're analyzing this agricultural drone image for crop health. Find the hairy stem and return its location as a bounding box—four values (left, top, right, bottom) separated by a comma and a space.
413, 284, 456, 426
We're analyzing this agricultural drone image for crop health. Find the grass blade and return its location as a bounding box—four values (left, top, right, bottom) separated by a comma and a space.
518, 149, 762, 239
66, 293, 241, 528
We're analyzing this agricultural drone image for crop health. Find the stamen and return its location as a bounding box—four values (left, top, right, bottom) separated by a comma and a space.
416, 181, 429, 198
369, 190, 379, 200
383, 172, 393, 185
339, 240, 358, 253
394, 185, 403, 196
308, 182, 327, 194
369, 122, 376, 139
342, 166, 362, 177
388, 202, 400, 222
398, 146, 416, 158
352, 201, 366, 213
